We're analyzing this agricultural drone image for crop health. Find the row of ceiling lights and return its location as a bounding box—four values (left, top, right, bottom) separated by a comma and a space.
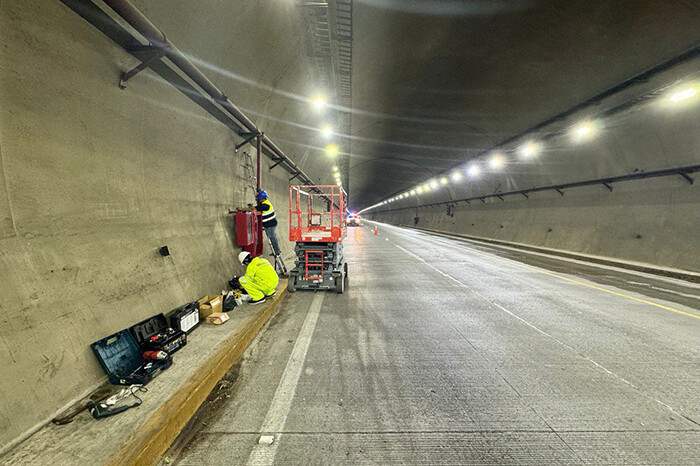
311, 95, 340, 158
311, 95, 343, 188
358, 84, 697, 214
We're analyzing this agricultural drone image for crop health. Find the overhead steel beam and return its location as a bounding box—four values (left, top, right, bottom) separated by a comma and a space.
371, 164, 700, 214
59, 0, 320, 191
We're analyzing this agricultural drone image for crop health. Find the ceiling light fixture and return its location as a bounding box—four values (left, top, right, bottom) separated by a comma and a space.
325, 145, 338, 156
312, 95, 327, 109
572, 121, 596, 141
489, 153, 504, 169
520, 142, 539, 158
670, 87, 697, 102
468, 164, 480, 177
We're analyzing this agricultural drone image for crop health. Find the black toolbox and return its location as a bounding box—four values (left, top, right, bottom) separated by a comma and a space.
91, 330, 172, 385
130, 313, 187, 354
168, 302, 200, 334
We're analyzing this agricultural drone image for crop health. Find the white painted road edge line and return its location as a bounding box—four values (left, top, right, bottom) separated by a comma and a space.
246, 292, 325, 466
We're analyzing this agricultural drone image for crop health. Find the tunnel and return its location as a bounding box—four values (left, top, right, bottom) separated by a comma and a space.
1, 0, 699, 464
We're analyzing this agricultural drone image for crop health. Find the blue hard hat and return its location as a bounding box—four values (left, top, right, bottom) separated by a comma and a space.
255, 190, 268, 200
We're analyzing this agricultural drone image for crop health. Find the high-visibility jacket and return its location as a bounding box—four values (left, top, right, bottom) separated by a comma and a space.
257, 199, 277, 228
240, 256, 279, 291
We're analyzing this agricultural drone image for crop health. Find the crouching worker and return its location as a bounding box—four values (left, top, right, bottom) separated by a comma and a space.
236, 251, 279, 304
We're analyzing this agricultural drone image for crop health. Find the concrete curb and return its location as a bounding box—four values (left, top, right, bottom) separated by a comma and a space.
105, 281, 289, 466
397, 224, 700, 283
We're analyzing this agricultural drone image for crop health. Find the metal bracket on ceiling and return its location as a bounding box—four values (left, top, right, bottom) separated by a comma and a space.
479, 198, 486, 203
235, 132, 261, 152
521, 192, 529, 199
601, 181, 613, 192
119, 45, 168, 89
497, 195, 505, 202
677, 170, 694, 185
289, 173, 301, 182
555, 188, 565, 196
269, 158, 286, 171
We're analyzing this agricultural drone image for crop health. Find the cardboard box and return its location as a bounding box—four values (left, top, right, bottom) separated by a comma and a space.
205, 312, 229, 325
198, 295, 222, 319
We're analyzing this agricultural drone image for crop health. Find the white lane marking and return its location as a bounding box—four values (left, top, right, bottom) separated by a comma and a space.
246, 292, 325, 465
392, 239, 700, 428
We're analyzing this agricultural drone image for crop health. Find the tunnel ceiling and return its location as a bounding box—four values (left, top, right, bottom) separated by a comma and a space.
347, 0, 700, 209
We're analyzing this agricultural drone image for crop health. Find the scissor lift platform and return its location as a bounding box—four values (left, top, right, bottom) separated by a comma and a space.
288, 185, 348, 293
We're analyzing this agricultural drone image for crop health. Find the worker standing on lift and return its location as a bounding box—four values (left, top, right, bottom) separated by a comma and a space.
254, 190, 281, 257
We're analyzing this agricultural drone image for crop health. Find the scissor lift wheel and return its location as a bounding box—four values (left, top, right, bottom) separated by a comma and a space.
335, 262, 348, 294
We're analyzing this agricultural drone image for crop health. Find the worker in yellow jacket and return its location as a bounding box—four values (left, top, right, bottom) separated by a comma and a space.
237, 251, 279, 304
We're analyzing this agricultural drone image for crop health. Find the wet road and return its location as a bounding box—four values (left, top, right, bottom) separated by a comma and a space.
167, 222, 700, 465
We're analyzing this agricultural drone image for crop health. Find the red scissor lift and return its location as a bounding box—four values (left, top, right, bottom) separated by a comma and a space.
288, 185, 348, 293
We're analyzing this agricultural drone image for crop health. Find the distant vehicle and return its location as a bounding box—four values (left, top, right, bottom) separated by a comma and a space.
347, 213, 361, 226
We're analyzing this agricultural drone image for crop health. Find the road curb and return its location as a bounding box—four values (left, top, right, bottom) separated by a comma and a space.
395, 224, 700, 283
106, 280, 289, 466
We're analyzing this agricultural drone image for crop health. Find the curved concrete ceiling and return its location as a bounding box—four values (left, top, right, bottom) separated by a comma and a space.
347, 0, 700, 209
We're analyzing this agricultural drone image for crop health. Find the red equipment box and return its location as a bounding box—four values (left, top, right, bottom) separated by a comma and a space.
289, 185, 346, 243
235, 211, 263, 257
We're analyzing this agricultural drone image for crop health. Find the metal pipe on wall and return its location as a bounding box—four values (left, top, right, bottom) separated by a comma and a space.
256, 134, 263, 191
101, 0, 314, 187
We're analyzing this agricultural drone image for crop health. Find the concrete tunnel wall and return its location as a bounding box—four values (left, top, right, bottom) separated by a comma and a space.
0, 0, 321, 450
368, 90, 700, 273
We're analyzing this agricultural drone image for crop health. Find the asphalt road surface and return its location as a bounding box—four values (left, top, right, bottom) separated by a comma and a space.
166, 222, 700, 465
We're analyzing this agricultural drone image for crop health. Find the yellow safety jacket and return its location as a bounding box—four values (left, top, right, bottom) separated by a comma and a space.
259, 199, 277, 228
240, 257, 279, 290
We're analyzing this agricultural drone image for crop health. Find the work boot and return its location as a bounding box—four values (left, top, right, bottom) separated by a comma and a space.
265, 291, 276, 298
249, 297, 266, 305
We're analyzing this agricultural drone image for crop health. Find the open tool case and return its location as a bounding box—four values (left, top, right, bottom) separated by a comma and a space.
129, 313, 187, 354
91, 330, 172, 385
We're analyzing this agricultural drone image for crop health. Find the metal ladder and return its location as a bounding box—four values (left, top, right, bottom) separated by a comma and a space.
241, 151, 257, 193
266, 234, 288, 276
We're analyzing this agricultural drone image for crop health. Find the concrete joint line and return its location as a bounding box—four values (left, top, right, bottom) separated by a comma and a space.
0, 138, 18, 237
246, 292, 325, 465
